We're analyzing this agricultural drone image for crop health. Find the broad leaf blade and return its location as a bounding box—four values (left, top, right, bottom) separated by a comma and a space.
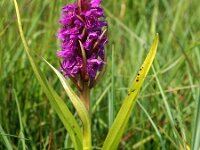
102, 34, 159, 150
13, 0, 82, 149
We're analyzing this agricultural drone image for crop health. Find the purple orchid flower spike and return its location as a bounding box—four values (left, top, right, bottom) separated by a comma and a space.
57, 0, 108, 93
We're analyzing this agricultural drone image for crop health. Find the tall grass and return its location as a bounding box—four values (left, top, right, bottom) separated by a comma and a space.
0, 0, 200, 149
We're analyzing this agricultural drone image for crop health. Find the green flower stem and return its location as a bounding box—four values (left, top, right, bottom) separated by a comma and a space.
80, 81, 90, 113
80, 81, 92, 150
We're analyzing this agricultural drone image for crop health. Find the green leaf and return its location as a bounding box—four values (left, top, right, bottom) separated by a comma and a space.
102, 34, 159, 150
12, 0, 82, 149
43, 59, 92, 150
13, 90, 26, 150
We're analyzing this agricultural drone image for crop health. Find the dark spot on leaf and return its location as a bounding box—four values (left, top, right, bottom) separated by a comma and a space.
128, 89, 135, 95
131, 89, 135, 92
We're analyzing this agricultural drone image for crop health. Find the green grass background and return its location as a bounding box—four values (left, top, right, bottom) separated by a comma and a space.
0, 0, 200, 149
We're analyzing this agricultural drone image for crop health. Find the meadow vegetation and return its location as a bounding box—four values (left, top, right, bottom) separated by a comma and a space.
0, 0, 200, 149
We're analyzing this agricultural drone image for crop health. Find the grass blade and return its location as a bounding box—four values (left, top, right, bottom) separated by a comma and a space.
13, 89, 26, 150
12, 0, 82, 149
152, 66, 181, 145
0, 124, 13, 150
109, 46, 115, 128
137, 101, 165, 150
132, 135, 155, 149
191, 83, 200, 150
102, 34, 159, 150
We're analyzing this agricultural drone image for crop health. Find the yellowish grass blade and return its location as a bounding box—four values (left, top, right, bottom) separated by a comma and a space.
102, 34, 159, 150
12, 0, 82, 149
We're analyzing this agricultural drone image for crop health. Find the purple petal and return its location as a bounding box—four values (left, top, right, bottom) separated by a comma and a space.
90, 0, 101, 7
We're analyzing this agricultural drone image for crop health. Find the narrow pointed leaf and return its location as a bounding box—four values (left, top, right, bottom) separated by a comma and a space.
102, 34, 159, 150
12, 0, 82, 149
44, 59, 91, 149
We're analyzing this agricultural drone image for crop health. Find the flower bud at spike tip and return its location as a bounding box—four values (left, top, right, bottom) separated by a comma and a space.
56, 0, 108, 90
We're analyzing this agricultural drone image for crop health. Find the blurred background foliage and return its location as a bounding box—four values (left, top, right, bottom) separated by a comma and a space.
0, 0, 200, 149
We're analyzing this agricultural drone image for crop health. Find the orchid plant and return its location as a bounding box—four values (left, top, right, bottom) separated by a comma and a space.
13, 0, 159, 149
56, 0, 108, 113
